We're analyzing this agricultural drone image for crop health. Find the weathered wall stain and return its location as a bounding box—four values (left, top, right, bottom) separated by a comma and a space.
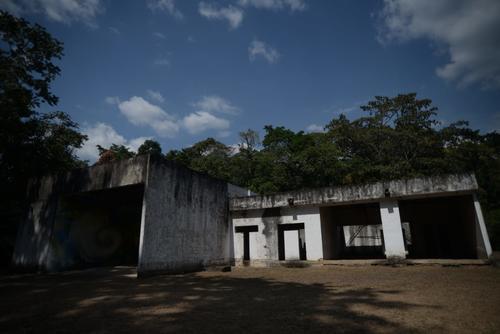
230, 174, 478, 211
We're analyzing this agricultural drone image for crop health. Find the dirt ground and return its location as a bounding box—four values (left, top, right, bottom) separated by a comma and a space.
0, 265, 499, 334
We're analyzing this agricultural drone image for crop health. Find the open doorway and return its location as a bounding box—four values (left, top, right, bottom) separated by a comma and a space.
320, 203, 385, 259
52, 184, 144, 269
235, 225, 258, 261
278, 223, 306, 260
399, 195, 477, 259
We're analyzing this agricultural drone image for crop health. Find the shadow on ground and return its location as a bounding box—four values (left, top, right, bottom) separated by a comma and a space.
0, 267, 437, 333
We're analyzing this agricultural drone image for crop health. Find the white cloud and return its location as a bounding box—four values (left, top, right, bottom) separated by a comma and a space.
198, 2, 244, 29
182, 111, 230, 135
306, 124, 325, 133
192, 95, 240, 115
181, 94, 240, 135
249, 40, 280, 64
147, 90, 165, 103
147, 0, 183, 19
108, 26, 120, 35
153, 32, 166, 39
76, 123, 150, 162
105, 96, 120, 105
378, 0, 500, 89
118, 96, 179, 138
238, 0, 306, 11
0, 0, 104, 26
154, 57, 170, 66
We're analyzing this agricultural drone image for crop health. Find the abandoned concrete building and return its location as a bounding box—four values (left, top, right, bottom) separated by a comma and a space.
13, 155, 493, 276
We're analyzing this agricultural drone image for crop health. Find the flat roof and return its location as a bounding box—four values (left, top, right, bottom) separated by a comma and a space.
229, 174, 478, 211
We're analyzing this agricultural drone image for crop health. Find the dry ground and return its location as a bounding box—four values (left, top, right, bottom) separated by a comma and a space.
1, 265, 499, 333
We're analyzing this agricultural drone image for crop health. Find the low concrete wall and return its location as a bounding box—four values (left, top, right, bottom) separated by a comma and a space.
138, 157, 231, 275
230, 174, 478, 211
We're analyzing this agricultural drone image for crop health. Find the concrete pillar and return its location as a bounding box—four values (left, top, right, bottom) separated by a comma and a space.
473, 195, 493, 259
303, 208, 324, 260
379, 200, 406, 259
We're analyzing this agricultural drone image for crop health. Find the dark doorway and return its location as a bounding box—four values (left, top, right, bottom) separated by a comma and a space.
278, 223, 306, 261
53, 184, 144, 269
235, 225, 258, 261
320, 203, 385, 260
399, 195, 477, 259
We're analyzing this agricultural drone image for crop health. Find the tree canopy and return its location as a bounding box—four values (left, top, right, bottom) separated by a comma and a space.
138, 139, 162, 157
0, 11, 87, 264
0, 11, 86, 185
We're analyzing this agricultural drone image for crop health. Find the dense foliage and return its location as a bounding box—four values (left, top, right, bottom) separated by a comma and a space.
0, 11, 86, 264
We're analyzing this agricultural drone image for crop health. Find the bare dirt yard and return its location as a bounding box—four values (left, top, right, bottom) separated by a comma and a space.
1, 265, 499, 333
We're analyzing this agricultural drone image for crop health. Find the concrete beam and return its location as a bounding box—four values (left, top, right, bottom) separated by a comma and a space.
230, 174, 478, 211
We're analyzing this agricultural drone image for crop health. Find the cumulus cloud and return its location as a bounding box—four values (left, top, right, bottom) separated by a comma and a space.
198, 2, 244, 29
306, 124, 325, 133
238, 0, 306, 11
249, 40, 280, 64
118, 96, 179, 138
76, 123, 150, 162
181, 95, 241, 134
0, 0, 104, 26
378, 0, 500, 89
147, 90, 165, 103
147, 0, 183, 19
182, 111, 230, 135
112, 94, 239, 137
192, 95, 240, 115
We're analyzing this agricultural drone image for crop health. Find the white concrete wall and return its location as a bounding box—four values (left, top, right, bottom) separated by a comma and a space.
234, 232, 244, 260
138, 159, 230, 275
379, 200, 406, 259
231, 209, 274, 262
231, 206, 323, 263
281, 207, 323, 261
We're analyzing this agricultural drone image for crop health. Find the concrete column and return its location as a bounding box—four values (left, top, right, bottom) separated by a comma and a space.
303, 208, 324, 260
473, 195, 493, 258
379, 200, 406, 259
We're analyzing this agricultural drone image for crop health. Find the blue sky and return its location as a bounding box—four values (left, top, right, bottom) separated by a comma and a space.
3, 0, 500, 161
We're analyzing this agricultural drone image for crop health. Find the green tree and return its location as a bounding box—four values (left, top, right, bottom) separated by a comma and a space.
165, 138, 232, 181
137, 139, 162, 157
229, 129, 260, 188
250, 126, 342, 193
326, 93, 445, 182
0, 11, 87, 264
95, 144, 135, 165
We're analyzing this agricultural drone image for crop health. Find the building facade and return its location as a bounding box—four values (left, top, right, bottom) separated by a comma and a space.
12, 156, 493, 276
230, 174, 492, 264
